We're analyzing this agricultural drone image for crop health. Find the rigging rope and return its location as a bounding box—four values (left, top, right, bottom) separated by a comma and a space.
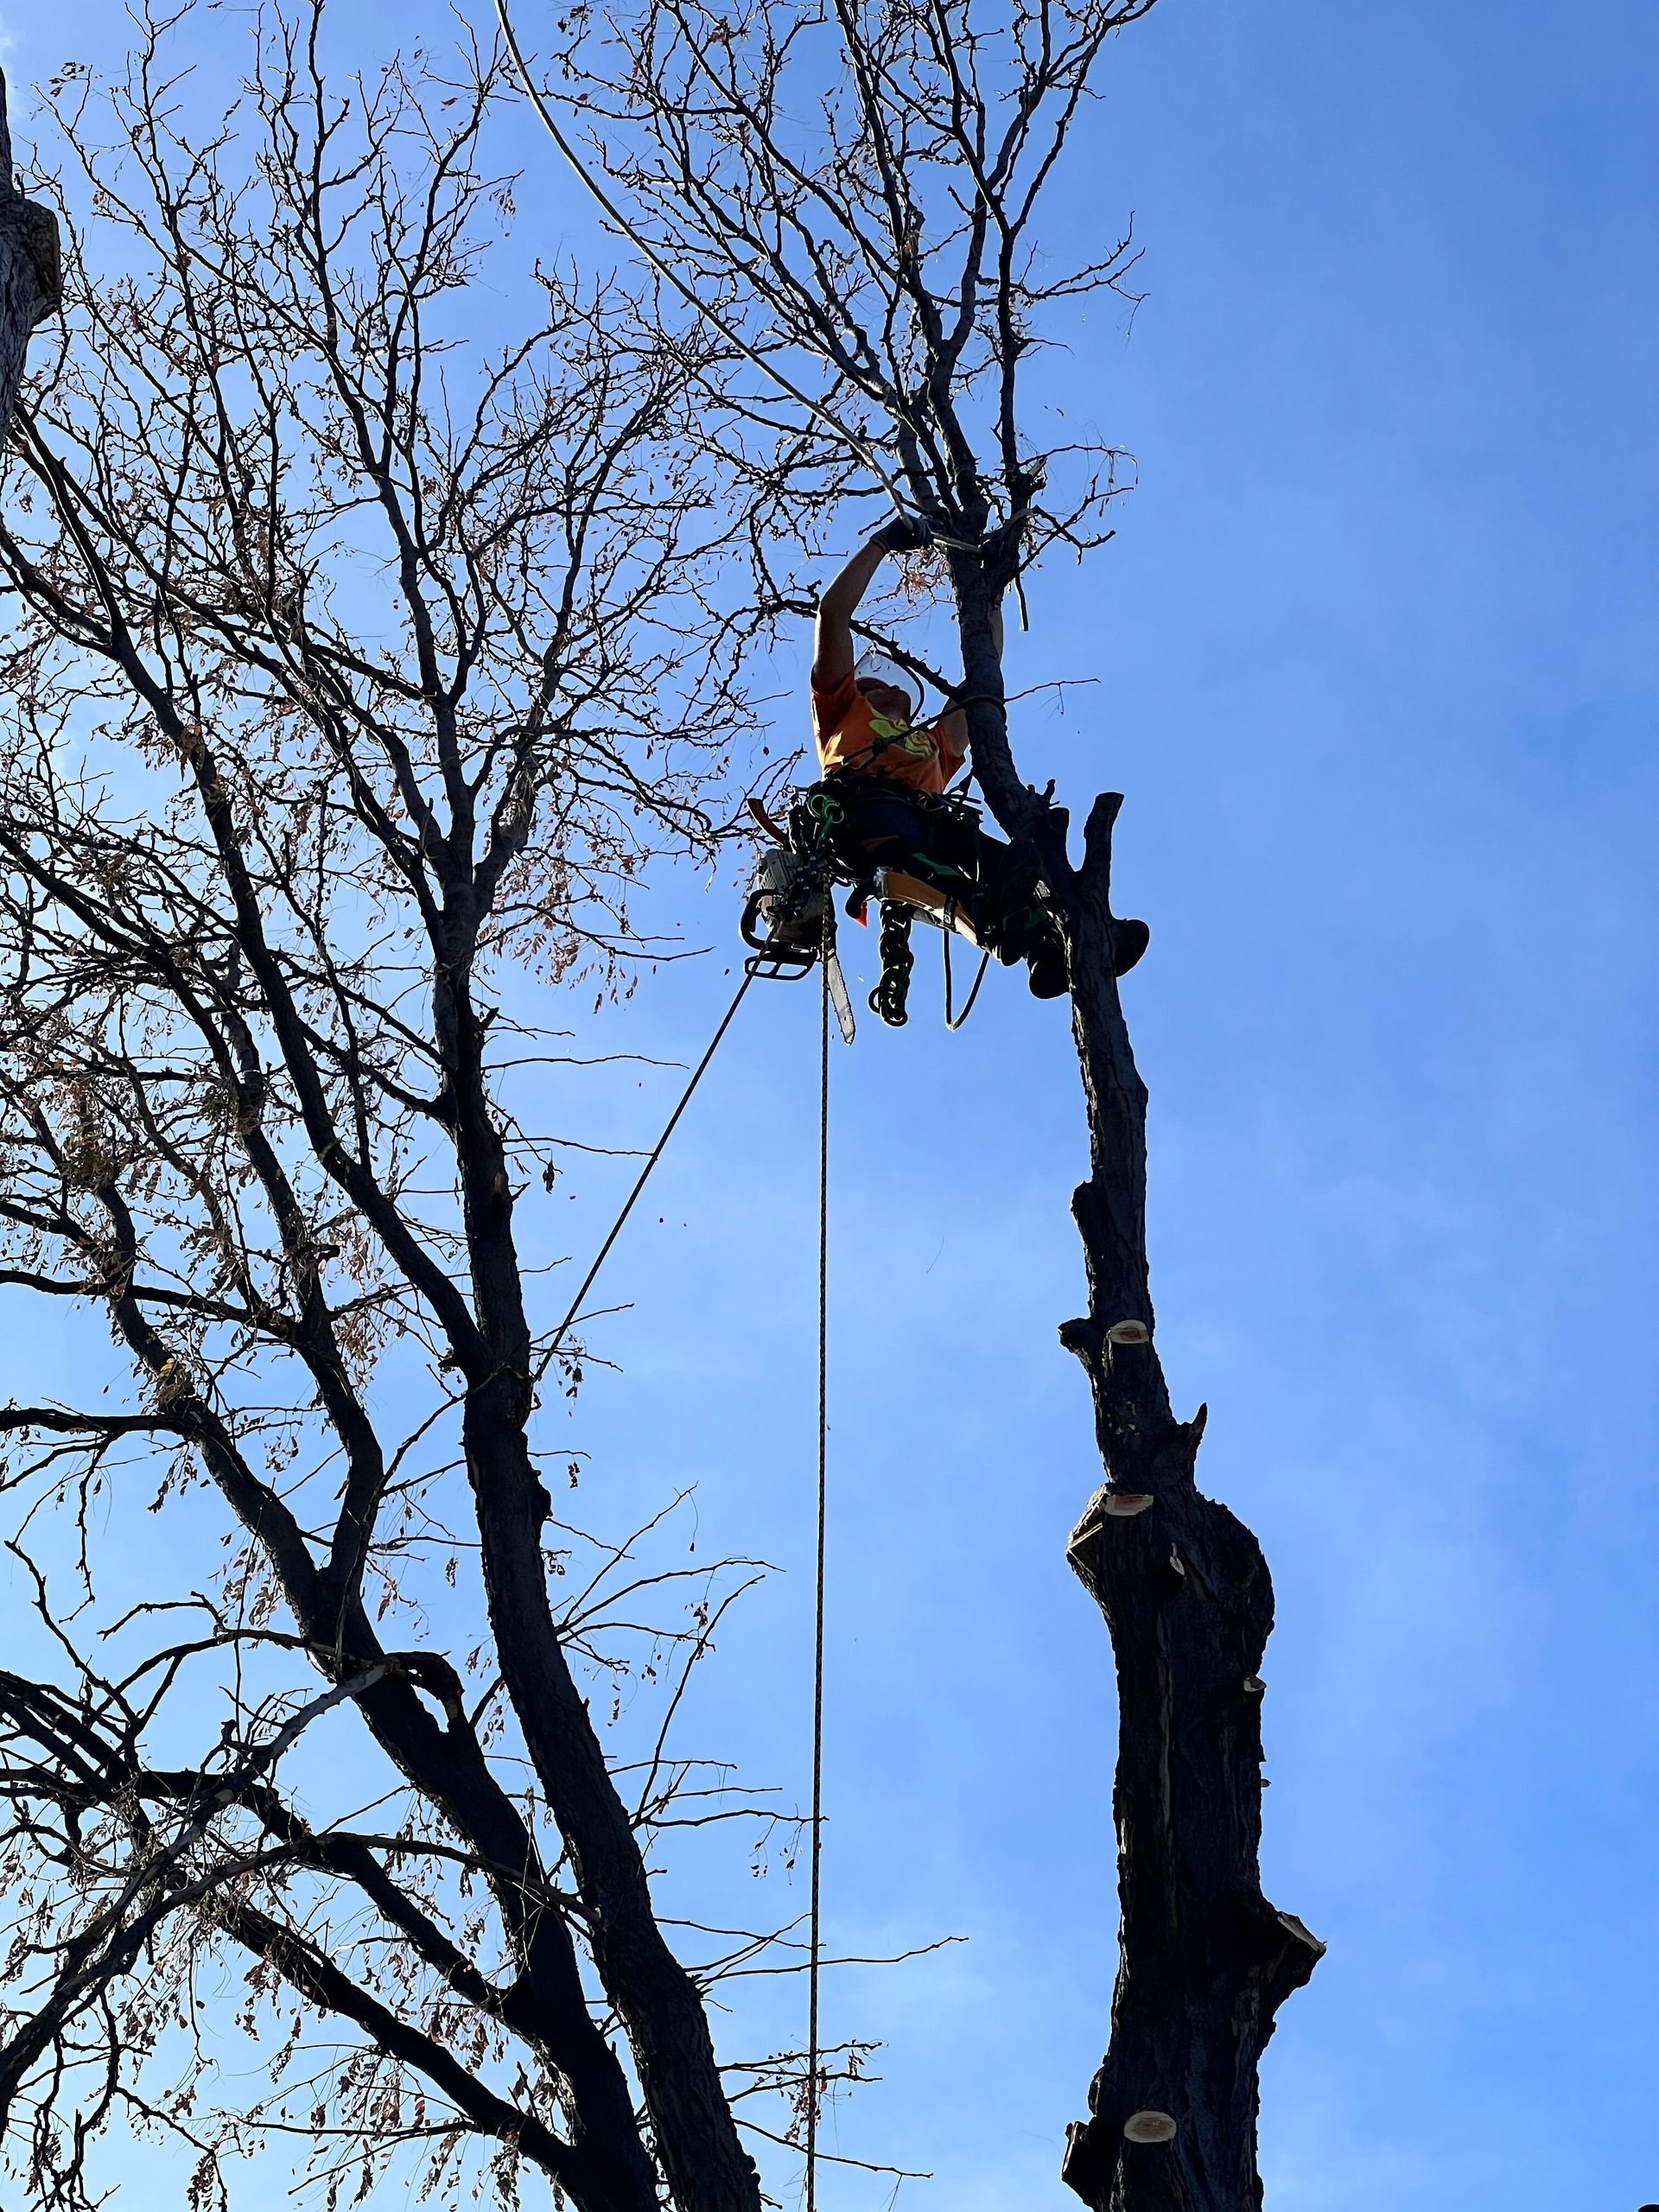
805, 893, 831, 2212
940, 908, 992, 1032
519, 907, 836, 2208
535, 968, 755, 1386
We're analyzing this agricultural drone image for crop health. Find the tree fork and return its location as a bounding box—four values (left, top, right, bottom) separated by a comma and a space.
1056, 792, 1323, 2212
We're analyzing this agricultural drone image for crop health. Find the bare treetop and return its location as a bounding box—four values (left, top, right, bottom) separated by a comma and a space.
512, 0, 1153, 586
16, 11, 744, 961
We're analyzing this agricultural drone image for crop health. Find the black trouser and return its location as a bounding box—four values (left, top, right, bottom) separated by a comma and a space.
831, 785, 1024, 941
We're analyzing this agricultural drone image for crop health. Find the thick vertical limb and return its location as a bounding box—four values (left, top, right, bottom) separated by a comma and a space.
1055, 795, 1322, 2212
0, 73, 60, 445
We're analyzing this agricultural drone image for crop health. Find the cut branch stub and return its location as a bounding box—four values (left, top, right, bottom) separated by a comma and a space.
1275, 1912, 1326, 1961
1122, 2112, 1178, 2146
1067, 1487, 1155, 1554
1062, 846, 1321, 2208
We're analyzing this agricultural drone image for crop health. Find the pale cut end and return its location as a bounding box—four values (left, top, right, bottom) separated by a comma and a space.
1105, 1319, 1149, 1345
1277, 1910, 1326, 1957
1103, 1491, 1154, 1517
1243, 1675, 1266, 1695
1122, 2110, 1177, 2145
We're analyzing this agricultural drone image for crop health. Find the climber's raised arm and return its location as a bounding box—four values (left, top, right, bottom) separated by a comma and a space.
810, 516, 932, 693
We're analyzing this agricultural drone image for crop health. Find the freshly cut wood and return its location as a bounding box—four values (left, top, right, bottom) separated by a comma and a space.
1067, 1488, 1156, 1548
1122, 2111, 1178, 2145
1276, 1913, 1326, 1957
1105, 1319, 1151, 1344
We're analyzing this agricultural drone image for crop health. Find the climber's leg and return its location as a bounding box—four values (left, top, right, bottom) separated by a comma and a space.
971, 829, 1149, 994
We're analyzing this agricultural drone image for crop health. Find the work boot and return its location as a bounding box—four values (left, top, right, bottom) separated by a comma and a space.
1023, 910, 1070, 1000
1020, 913, 1147, 994
1112, 918, 1150, 978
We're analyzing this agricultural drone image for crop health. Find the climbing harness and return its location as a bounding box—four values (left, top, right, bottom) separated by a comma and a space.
741, 777, 998, 1033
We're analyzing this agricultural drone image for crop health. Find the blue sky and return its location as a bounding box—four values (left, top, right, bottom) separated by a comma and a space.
3, 0, 1656, 2208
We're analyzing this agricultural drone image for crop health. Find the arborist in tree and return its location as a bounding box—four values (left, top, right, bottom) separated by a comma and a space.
810, 514, 1148, 1001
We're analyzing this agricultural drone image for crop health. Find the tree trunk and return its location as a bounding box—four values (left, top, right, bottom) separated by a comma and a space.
944, 533, 1319, 2206
1055, 794, 1323, 2212
0, 71, 61, 445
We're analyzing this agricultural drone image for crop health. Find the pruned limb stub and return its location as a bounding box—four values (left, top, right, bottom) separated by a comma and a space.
1122, 2112, 1178, 2145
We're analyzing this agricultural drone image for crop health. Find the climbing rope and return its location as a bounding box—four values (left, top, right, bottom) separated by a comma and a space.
531, 931, 834, 2209
805, 891, 831, 2212
512, 869, 895, 2209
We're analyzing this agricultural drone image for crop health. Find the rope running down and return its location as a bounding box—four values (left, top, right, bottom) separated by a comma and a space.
535, 969, 755, 1387
805, 889, 831, 2212
511, 926, 833, 2207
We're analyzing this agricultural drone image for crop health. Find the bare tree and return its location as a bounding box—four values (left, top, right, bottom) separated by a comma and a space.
0, 12, 844, 2209
502, 1, 1325, 2204
0, 71, 63, 446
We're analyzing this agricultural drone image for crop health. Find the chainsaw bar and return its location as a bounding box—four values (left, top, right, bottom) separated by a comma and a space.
823, 944, 856, 1047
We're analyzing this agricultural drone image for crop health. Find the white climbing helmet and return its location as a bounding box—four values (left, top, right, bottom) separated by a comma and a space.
853, 649, 922, 721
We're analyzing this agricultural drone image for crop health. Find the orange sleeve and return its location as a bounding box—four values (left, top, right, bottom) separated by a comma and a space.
810, 671, 863, 772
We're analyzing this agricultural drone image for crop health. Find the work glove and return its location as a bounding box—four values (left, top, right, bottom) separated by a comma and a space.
872, 512, 934, 556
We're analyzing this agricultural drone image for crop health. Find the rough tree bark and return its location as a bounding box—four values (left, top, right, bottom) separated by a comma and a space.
1057, 810, 1325, 2211
949, 555, 1325, 2212
0, 72, 61, 444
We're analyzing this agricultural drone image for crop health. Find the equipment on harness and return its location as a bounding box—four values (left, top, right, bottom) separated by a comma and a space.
869, 901, 915, 1027
739, 812, 857, 1041
739, 845, 825, 979
740, 773, 1073, 1028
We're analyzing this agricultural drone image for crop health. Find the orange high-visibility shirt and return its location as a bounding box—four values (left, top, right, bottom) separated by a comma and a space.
810, 671, 965, 795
